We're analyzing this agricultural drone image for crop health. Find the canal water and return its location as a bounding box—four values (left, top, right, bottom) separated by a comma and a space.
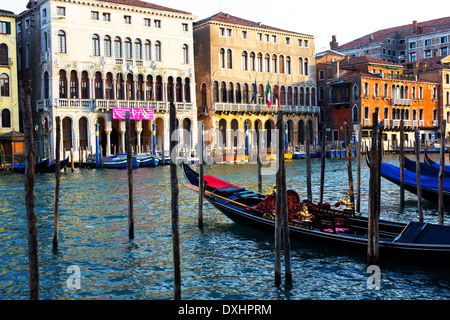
1, 154, 449, 300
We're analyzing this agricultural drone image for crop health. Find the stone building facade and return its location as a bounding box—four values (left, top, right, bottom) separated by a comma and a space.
16, 0, 198, 160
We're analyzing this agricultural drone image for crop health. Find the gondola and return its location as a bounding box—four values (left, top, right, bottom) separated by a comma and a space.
87, 154, 140, 168
13, 158, 49, 174
136, 153, 159, 167
370, 153, 450, 204
182, 163, 450, 264
424, 151, 450, 173
42, 156, 69, 173
403, 156, 450, 178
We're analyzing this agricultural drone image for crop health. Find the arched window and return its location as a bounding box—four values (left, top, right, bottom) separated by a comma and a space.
219, 48, 225, 68
0, 74, 9, 97
104, 36, 111, 57
279, 55, 285, 74
264, 53, 270, 72
81, 71, 89, 99
286, 56, 291, 74
184, 78, 191, 103
0, 43, 8, 66
212, 81, 219, 103
227, 49, 233, 69
92, 34, 100, 56
201, 83, 207, 106
1, 109, 11, 128
242, 51, 248, 71
106, 72, 114, 100
114, 37, 122, 58
25, 43, 31, 68
287, 87, 292, 105
44, 72, 49, 99
116, 73, 124, 100
59, 70, 67, 98
58, 30, 66, 53
95, 72, 103, 99
124, 38, 132, 59
294, 87, 299, 105
155, 76, 162, 101
249, 52, 255, 71
364, 82, 369, 97
134, 39, 142, 60
272, 54, 277, 73
176, 77, 182, 102
155, 41, 161, 61
303, 58, 309, 76
70, 70, 78, 99
182, 44, 189, 64
299, 57, 303, 75
144, 40, 151, 60
257, 52, 262, 72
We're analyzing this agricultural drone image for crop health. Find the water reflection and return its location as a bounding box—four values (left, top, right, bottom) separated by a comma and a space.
0, 154, 449, 300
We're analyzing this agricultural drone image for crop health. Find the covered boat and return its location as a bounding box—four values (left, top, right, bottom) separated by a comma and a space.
136, 153, 159, 167
403, 156, 450, 178
182, 163, 450, 264
88, 154, 139, 169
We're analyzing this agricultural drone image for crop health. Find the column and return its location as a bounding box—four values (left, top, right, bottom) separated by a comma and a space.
105, 128, 112, 157
120, 120, 126, 153
136, 120, 142, 153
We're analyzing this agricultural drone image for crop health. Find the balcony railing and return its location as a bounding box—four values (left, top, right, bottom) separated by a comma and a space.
212, 103, 320, 114
37, 99, 194, 112
391, 98, 413, 106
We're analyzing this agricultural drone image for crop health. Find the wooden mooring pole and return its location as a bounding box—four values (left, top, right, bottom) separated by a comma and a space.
125, 112, 134, 240
198, 121, 204, 230
306, 121, 312, 201
170, 101, 181, 300
367, 112, 380, 265
319, 125, 326, 204
53, 117, 61, 251
357, 116, 362, 213
256, 122, 262, 194
21, 80, 40, 300
344, 121, 355, 212
400, 119, 405, 207
414, 129, 423, 222
439, 120, 446, 225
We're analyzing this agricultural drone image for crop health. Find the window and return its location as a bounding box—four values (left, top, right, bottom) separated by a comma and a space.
441, 47, 448, 56
409, 52, 417, 61
219, 28, 225, 36
409, 42, 416, 49
154, 20, 161, 28
114, 37, 122, 58
124, 38, 132, 59
227, 29, 232, 37
182, 23, 188, 32
242, 51, 248, 70
0, 21, 11, 34
265, 34, 270, 42
227, 49, 233, 69
57, 7, 66, 16
124, 16, 131, 24
25, 18, 30, 29
144, 40, 151, 60
134, 39, 142, 60
272, 35, 277, 43
424, 39, 431, 46
0, 74, 9, 97
298, 39, 302, 47
441, 36, 448, 43
303, 58, 309, 76
0, 44, 8, 65
304, 40, 309, 47
92, 34, 100, 56
242, 31, 247, 39
319, 70, 325, 80
219, 48, 225, 68
155, 41, 161, 61
58, 30, 66, 53
1, 109, 11, 128
91, 11, 99, 20
182, 44, 189, 64
104, 36, 111, 57
286, 37, 290, 45
424, 50, 432, 58
17, 23, 21, 33
257, 33, 262, 41
286, 56, 291, 74
103, 13, 111, 21
144, 18, 151, 27
43, 32, 48, 52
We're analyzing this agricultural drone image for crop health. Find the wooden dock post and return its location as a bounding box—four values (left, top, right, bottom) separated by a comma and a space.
70, 147, 74, 172
439, 120, 446, 225
170, 101, 181, 300
319, 125, 327, 204
198, 121, 204, 230
400, 119, 405, 207
53, 117, 61, 251
357, 121, 362, 213
344, 121, 355, 211
306, 121, 312, 201
21, 80, 40, 300
125, 112, 134, 240
256, 122, 262, 194
414, 129, 423, 222
367, 112, 380, 265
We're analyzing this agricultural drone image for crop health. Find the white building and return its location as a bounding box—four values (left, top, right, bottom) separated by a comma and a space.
17, 0, 198, 161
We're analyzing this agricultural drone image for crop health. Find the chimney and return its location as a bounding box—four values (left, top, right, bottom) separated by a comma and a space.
332, 58, 340, 81
330, 35, 339, 50
413, 20, 418, 33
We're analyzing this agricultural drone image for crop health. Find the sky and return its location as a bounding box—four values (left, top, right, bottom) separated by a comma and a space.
1, 0, 447, 52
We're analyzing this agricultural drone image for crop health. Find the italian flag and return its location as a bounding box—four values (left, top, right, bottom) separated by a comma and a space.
265, 80, 271, 108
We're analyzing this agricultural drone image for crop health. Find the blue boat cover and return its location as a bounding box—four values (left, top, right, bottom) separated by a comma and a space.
381, 162, 450, 192
394, 221, 450, 244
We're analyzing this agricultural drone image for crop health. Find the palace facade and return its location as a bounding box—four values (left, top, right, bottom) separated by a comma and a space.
16, 0, 198, 160
193, 12, 319, 154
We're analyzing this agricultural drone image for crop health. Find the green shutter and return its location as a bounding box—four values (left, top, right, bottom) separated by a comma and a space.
5, 22, 11, 35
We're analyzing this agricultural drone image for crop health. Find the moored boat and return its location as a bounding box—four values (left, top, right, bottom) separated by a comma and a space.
137, 153, 159, 167
182, 163, 450, 264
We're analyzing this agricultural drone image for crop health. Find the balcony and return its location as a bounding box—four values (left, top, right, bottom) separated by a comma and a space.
37, 99, 194, 113
212, 103, 320, 114
391, 98, 412, 106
